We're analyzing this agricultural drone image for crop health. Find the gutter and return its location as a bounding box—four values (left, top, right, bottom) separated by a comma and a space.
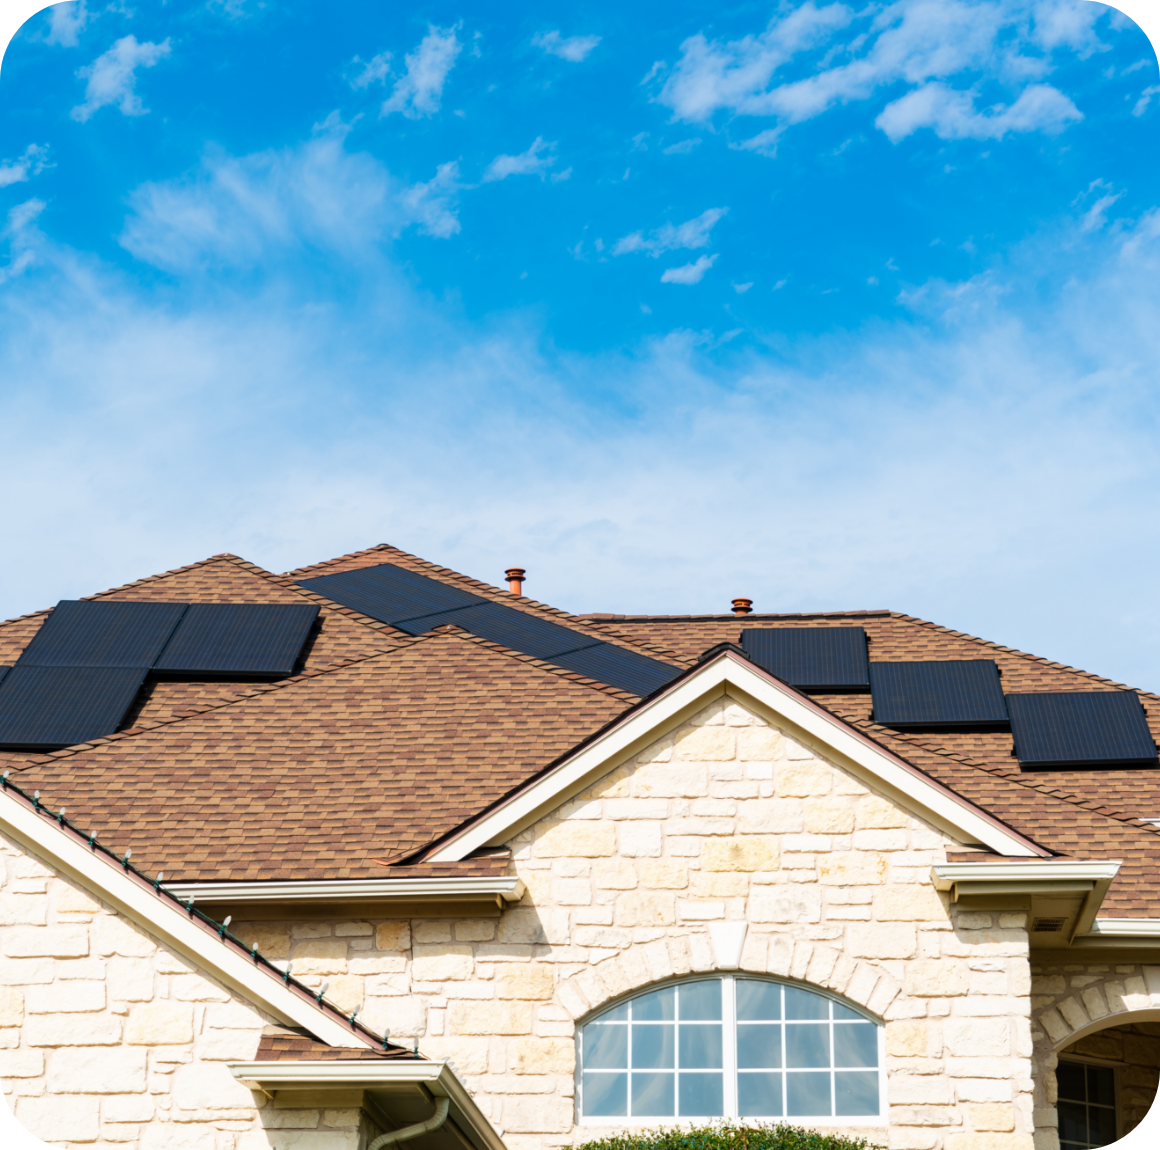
167, 876, 525, 906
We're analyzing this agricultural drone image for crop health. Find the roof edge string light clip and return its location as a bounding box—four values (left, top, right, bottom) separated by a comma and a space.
122, 847, 131, 871
154, 872, 164, 893
218, 914, 231, 939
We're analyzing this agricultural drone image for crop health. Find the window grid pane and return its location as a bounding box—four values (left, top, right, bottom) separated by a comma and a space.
581, 977, 881, 1122
1057, 1061, 1118, 1150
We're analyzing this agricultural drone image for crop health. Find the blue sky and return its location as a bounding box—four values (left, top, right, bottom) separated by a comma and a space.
1, 1, 1160, 689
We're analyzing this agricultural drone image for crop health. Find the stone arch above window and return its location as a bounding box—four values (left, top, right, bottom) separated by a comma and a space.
577, 974, 885, 1124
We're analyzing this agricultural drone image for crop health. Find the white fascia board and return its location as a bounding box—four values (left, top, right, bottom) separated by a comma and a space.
167, 877, 525, 904
1090, 919, 1160, 937
430, 651, 1043, 862
931, 861, 1122, 891
229, 1059, 506, 1150
0, 788, 370, 1049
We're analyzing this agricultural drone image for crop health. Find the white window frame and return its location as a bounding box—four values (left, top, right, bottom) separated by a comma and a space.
575, 974, 887, 1128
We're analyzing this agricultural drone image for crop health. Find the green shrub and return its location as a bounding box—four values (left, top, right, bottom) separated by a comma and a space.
578, 1122, 885, 1150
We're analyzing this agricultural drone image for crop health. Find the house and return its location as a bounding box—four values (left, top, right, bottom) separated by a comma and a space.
0, 542, 1157, 1150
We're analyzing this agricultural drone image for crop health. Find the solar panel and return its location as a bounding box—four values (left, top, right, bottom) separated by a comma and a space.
0, 666, 147, 749
153, 603, 320, 676
17, 601, 188, 669
423, 602, 601, 659
297, 563, 483, 626
1007, 691, 1158, 769
741, 628, 870, 690
553, 642, 683, 696
0, 667, 8, 686
869, 661, 1008, 728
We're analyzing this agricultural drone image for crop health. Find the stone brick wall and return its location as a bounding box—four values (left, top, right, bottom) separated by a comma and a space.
1031, 964, 1160, 1149
0, 832, 364, 1149
226, 695, 1038, 1150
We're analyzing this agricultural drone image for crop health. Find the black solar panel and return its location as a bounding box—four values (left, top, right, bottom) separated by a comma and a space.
17, 601, 187, 669
425, 602, 600, 659
0, 666, 147, 749
741, 628, 870, 690
869, 661, 1008, 728
297, 563, 483, 626
553, 643, 682, 697
154, 603, 319, 676
1007, 691, 1158, 769
0, 667, 8, 686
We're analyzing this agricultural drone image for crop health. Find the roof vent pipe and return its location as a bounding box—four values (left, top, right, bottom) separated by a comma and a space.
732, 598, 753, 615
367, 1096, 450, 1150
505, 568, 526, 596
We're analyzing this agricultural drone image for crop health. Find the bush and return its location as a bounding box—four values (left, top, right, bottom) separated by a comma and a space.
578, 1122, 885, 1150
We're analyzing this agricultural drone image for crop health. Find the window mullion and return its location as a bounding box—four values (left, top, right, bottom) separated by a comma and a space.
723, 974, 737, 1118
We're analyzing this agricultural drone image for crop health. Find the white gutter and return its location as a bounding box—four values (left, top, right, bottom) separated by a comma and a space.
228, 1059, 506, 1150
0, 788, 370, 1048
167, 876, 525, 905
430, 651, 1045, 862
1089, 919, 1160, 937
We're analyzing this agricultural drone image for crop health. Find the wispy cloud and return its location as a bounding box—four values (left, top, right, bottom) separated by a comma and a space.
656, 0, 1103, 148
349, 51, 392, 90
44, 0, 94, 48
381, 25, 461, 119
613, 207, 728, 257
532, 30, 602, 63
662, 137, 702, 155
0, 144, 52, 188
483, 137, 558, 182
71, 35, 171, 122
875, 82, 1082, 142
660, 253, 717, 283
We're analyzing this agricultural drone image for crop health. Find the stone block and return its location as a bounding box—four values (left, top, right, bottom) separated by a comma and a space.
198, 1028, 263, 1060
496, 963, 555, 999
4, 926, 88, 958
126, 1002, 194, 1045
639, 860, 686, 889
25, 1012, 122, 1045
502, 1093, 575, 1133
943, 1018, 1012, 1058
875, 885, 946, 922
508, 1037, 575, 1074
171, 972, 231, 1001
455, 919, 496, 942
205, 1001, 264, 1029
552, 878, 592, 904
375, 922, 411, 951
104, 1095, 156, 1122
618, 823, 663, 858
0, 987, 23, 1026
604, 799, 670, 820
690, 872, 748, 898
615, 890, 675, 927
847, 923, 917, 959
0, 1048, 42, 1077
738, 799, 803, 834
674, 725, 736, 761
750, 885, 822, 923
0, 958, 52, 984
535, 821, 617, 858
497, 908, 569, 945
857, 796, 911, 829
334, 921, 373, 937
633, 762, 709, 798
702, 836, 779, 872
16, 1094, 99, 1141
94, 915, 154, 958
819, 852, 887, 886
291, 939, 349, 975
173, 1059, 258, 1109
448, 1000, 535, 1035
736, 727, 782, 761
239, 927, 291, 960
887, 1021, 929, 1057
107, 956, 155, 1001
414, 922, 453, 942
0, 895, 47, 925
363, 996, 426, 1038
47, 1046, 147, 1093
776, 760, 832, 796
944, 1137, 1031, 1150
326, 975, 365, 1013
420, 1036, 490, 1075
906, 960, 969, 997
890, 1076, 954, 1104
26, 980, 105, 1013
54, 883, 102, 914
804, 799, 855, 834
413, 945, 474, 982
592, 859, 638, 889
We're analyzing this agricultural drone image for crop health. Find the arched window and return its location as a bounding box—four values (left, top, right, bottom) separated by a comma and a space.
579, 976, 883, 1122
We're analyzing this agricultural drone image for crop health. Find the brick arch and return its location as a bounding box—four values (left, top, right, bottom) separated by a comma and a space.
1034, 967, 1160, 1051
554, 931, 900, 1024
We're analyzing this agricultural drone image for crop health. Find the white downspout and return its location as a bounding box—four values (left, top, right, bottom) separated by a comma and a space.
367, 1096, 450, 1150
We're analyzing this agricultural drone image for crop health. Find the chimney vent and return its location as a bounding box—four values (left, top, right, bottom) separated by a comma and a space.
731, 598, 753, 616
505, 568, 526, 596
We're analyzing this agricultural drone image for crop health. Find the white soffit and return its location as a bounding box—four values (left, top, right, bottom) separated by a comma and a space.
167, 876, 525, 904
429, 650, 1044, 861
0, 788, 371, 1049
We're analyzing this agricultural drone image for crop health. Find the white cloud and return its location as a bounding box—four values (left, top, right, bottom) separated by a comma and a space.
381, 25, 461, 119
661, 254, 717, 283
0, 144, 52, 188
662, 138, 702, 155
613, 207, 728, 257
483, 137, 558, 182
44, 0, 94, 47
71, 35, 171, 122
349, 51, 392, 90
732, 281, 753, 293
657, 0, 1102, 149
1133, 85, 1160, 116
875, 82, 1082, 142
118, 136, 463, 272
532, 30, 602, 63
733, 128, 782, 157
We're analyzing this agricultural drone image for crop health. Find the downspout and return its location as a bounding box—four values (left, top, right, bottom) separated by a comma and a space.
368, 1096, 450, 1150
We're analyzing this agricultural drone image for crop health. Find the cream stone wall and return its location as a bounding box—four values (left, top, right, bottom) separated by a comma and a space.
225, 695, 1038, 1150
0, 831, 368, 1149
1030, 963, 1160, 1149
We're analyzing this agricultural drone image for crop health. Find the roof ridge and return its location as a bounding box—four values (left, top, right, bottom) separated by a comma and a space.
5, 632, 446, 770
279, 543, 692, 666
580, 610, 892, 621
826, 705, 1160, 841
